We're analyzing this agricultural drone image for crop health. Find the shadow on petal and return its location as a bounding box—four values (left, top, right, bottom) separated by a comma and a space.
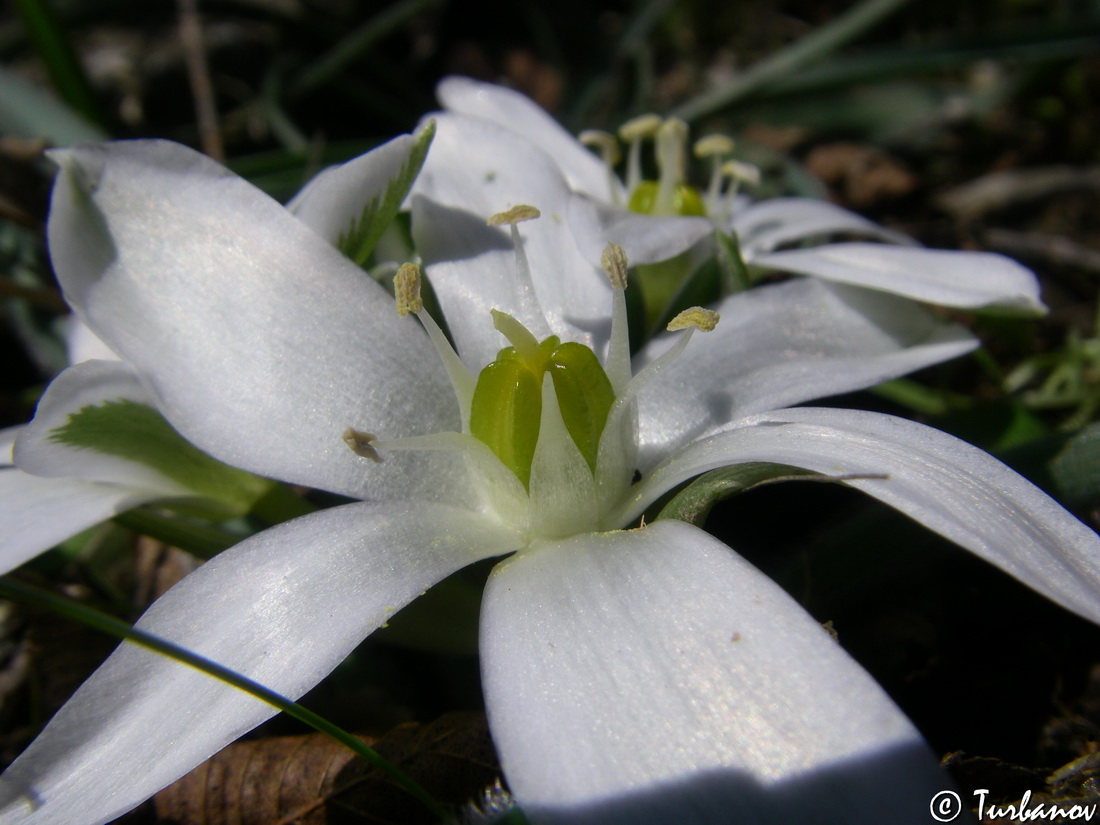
524, 739, 967, 825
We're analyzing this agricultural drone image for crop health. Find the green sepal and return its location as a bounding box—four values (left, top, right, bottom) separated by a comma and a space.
656, 462, 823, 526
715, 229, 753, 294
49, 399, 272, 518
627, 180, 707, 216
635, 252, 695, 331
1051, 423, 1100, 512
652, 256, 723, 335
337, 119, 435, 267
547, 342, 615, 472
470, 358, 542, 489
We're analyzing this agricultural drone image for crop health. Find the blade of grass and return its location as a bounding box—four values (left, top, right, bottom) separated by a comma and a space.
11, 0, 105, 131
671, 0, 915, 123
288, 0, 443, 100
0, 576, 449, 821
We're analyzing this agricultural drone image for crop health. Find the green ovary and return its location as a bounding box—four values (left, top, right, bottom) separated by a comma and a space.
627, 181, 706, 217
470, 335, 615, 489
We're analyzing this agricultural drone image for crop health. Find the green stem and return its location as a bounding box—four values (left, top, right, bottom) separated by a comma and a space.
671, 0, 915, 122
250, 482, 317, 525
0, 577, 448, 822
113, 509, 241, 559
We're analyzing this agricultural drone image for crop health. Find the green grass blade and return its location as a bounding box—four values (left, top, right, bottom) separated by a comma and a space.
671, 0, 915, 122
0, 577, 449, 821
11, 0, 105, 131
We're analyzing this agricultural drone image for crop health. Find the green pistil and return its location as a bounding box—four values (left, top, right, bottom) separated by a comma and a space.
470, 314, 614, 489
626, 181, 706, 217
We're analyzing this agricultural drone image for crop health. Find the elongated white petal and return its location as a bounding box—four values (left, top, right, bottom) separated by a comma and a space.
629, 407, 1100, 625
286, 133, 416, 246
482, 520, 949, 824
632, 279, 976, 466
567, 196, 713, 267
0, 500, 522, 825
436, 76, 618, 202
0, 467, 154, 573
14, 360, 189, 495
753, 243, 1044, 312
47, 140, 460, 502
730, 197, 914, 257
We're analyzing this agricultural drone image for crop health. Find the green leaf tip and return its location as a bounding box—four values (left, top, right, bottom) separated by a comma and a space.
337, 120, 436, 267
49, 398, 272, 516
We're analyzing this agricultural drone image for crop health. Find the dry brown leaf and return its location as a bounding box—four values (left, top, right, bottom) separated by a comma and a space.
153, 711, 500, 825
804, 141, 917, 208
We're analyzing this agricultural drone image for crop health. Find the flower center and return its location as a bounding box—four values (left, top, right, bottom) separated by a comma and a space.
343, 210, 720, 539
581, 117, 759, 221
469, 311, 615, 490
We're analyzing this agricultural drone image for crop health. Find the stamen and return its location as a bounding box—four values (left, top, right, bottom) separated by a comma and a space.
487, 205, 541, 226
393, 263, 423, 316
618, 113, 661, 194
719, 159, 761, 222
600, 243, 628, 290
693, 134, 735, 158
654, 118, 689, 215
392, 262, 475, 430
374, 430, 528, 518
667, 306, 720, 332
343, 428, 382, 462
595, 308, 719, 516
610, 305, 720, 415
600, 243, 631, 395
580, 130, 624, 207
694, 134, 735, 214
486, 204, 551, 341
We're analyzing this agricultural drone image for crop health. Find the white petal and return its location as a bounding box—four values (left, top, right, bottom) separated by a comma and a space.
567, 196, 713, 267
436, 76, 618, 202
629, 407, 1100, 626
411, 197, 612, 372
64, 317, 118, 363
730, 197, 914, 257
481, 520, 949, 824
14, 360, 188, 495
0, 467, 155, 573
753, 243, 1044, 312
286, 133, 416, 246
0, 500, 522, 825
47, 140, 460, 502
633, 279, 976, 466
412, 113, 615, 367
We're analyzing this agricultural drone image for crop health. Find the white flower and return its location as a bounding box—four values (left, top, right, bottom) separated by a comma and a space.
426, 76, 1044, 315
2, 135, 1098, 825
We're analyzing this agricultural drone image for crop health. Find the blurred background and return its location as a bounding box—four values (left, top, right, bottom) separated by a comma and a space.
1, 0, 1100, 821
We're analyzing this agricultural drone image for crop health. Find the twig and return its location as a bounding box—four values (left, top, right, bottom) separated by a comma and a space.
177, 0, 224, 162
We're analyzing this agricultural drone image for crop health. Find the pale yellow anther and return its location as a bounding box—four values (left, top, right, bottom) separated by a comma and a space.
618, 113, 662, 142
667, 306, 720, 333
343, 428, 382, 462
580, 130, 621, 165
694, 134, 735, 159
393, 263, 423, 317
600, 243, 628, 290
722, 159, 761, 188
487, 204, 541, 227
